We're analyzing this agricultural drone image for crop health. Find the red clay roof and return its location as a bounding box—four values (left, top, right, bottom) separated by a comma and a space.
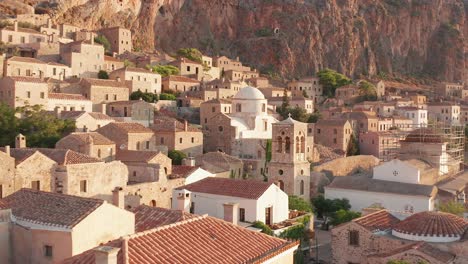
82, 78, 131, 88
88, 112, 114, 120
7, 56, 45, 64
48, 93, 89, 101
168, 165, 200, 179
115, 150, 162, 163
61, 132, 114, 145
368, 241, 455, 263
131, 205, 197, 232
152, 118, 200, 132
176, 177, 273, 199
353, 210, 400, 232
3, 148, 102, 165
163, 75, 200, 83
100, 122, 154, 133
62, 215, 297, 264
104, 55, 122, 62
393, 211, 468, 238
0, 189, 103, 228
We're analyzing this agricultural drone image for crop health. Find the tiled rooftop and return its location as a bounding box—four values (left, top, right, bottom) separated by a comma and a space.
1, 148, 102, 165
115, 150, 162, 163
0, 189, 103, 228
393, 211, 468, 238
168, 165, 199, 179
100, 122, 154, 133
48, 93, 89, 101
196, 152, 243, 173
353, 210, 400, 232
163, 75, 200, 83
176, 177, 273, 199
63, 132, 114, 145
131, 205, 197, 232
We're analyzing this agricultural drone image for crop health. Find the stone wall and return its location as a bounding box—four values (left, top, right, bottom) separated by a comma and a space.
313, 155, 380, 177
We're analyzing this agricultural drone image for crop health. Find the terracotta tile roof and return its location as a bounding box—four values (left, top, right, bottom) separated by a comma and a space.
131, 205, 197, 232
62, 215, 297, 264
393, 211, 468, 238
327, 175, 437, 197
176, 177, 273, 199
403, 128, 445, 143
82, 78, 131, 89
62, 132, 114, 145
168, 165, 199, 179
8, 76, 45, 84
121, 66, 154, 74
316, 118, 349, 126
104, 55, 122, 62
152, 118, 200, 132
7, 56, 45, 64
107, 100, 149, 106
0, 189, 103, 228
368, 242, 455, 263
2, 148, 102, 165
48, 93, 89, 101
59, 111, 86, 120
163, 75, 200, 83
195, 152, 243, 173
115, 150, 162, 163
202, 98, 232, 104
100, 122, 154, 133
87, 112, 114, 120
352, 210, 400, 232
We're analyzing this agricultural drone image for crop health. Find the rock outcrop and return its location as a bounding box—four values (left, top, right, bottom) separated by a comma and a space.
10, 0, 468, 82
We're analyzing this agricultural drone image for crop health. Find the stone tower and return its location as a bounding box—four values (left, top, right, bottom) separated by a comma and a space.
268, 116, 313, 199
15, 134, 26, 149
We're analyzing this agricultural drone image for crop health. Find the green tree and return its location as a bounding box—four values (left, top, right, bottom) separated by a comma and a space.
317, 68, 352, 97
148, 65, 180, 77
0, 103, 18, 146
123, 59, 135, 68
330, 209, 361, 226
307, 111, 321, 123
346, 134, 360, 156
358, 80, 377, 101
15, 105, 75, 148
130, 91, 158, 102
176, 48, 203, 63
159, 93, 177, 101
168, 150, 187, 165
387, 261, 410, 264
97, 70, 109, 79
312, 195, 351, 218
94, 35, 111, 52
437, 201, 465, 216
289, 195, 313, 212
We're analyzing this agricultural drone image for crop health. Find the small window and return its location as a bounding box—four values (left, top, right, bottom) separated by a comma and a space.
218, 126, 223, 132
40, 92, 45, 99
27, 91, 31, 98
133, 171, 137, 177
349, 230, 359, 246
278, 169, 284, 175
239, 208, 246, 222
191, 137, 194, 143
97, 149, 101, 158
160, 137, 164, 144
31, 181, 40, 191
0, 185, 3, 199
317, 129, 321, 134
80, 180, 87, 193
179, 138, 183, 144
190, 202, 195, 214
146, 141, 150, 149
44, 245, 53, 257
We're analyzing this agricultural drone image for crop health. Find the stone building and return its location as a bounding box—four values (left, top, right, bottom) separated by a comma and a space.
4, 56, 71, 80
103, 55, 125, 72
268, 117, 314, 199
98, 27, 132, 54
0, 76, 48, 108
55, 132, 116, 162
438, 82, 464, 99
0, 189, 135, 263
335, 84, 360, 105
199, 98, 232, 128
257, 86, 290, 98
47, 93, 93, 112
247, 76, 270, 88
287, 77, 323, 102
152, 117, 203, 157
331, 210, 467, 264
58, 111, 115, 132
394, 106, 428, 127
107, 100, 155, 127
203, 86, 278, 178
109, 67, 162, 95
314, 119, 353, 153
427, 102, 460, 125
62, 78, 130, 111
169, 57, 204, 80
212, 55, 251, 72
96, 122, 156, 152
116, 150, 172, 183
0, 21, 46, 45
359, 131, 403, 160
60, 39, 105, 78
340, 111, 379, 134
195, 151, 244, 178
267, 96, 314, 114
0, 148, 15, 198
161, 75, 200, 93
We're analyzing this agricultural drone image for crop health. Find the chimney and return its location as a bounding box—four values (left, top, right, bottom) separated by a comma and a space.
116, 77, 121, 82
223, 203, 239, 225
182, 157, 195, 166
84, 135, 94, 156
4, 145, 10, 156
47, 18, 52, 29
15, 134, 26, 149
184, 120, 188, 131
112, 187, 125, 209
13, 21, 18, 32
176, 191, 190, 212
94, 246, 119, 264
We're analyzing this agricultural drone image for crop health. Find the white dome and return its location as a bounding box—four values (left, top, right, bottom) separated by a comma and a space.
234, 86, 265, 100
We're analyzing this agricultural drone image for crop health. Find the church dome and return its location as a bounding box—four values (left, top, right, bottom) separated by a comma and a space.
234, 86, 265, 100
392, 211, 468, 243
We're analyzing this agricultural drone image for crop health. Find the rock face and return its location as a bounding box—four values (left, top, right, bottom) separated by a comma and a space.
22, 0, 468, 81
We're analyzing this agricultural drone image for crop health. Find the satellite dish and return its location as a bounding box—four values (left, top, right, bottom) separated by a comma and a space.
120, 144, 126, 150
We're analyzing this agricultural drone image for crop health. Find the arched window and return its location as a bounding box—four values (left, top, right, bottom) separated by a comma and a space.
300, 136, 305, 153
262, 103, 266, 112
276, 136, 283, 153
285, 137, 291, 153
97, 149, 101, 158
136, 142, 140, 150
296, 136, 300, 153
300, 180, 304, 195
236, 103, 242, 112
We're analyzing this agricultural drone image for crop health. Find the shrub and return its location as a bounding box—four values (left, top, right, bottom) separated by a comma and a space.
130, 91, 158, 102
289, 196, 313, 212
159, 93, 177, 101
94, 35, 111, 52
252, 221, 273, 235
168, 150, 187, 165
176, 48, 203, 64
148, 65, 179, 77
97, 70, 109, 79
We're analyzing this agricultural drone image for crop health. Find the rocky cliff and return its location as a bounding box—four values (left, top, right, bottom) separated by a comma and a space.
12, 0, 468, 82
